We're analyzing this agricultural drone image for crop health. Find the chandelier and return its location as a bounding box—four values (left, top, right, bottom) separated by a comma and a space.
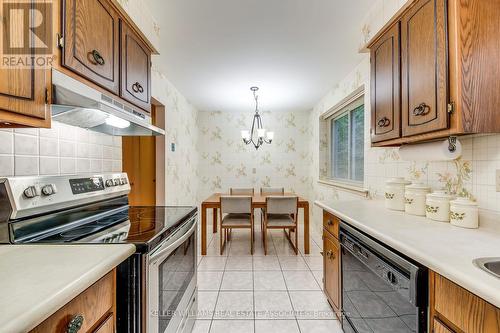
240, 87, 274, 150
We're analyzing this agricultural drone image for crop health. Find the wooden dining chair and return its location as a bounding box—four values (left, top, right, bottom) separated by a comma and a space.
229, 188, 255, 195
259, 187, 285, 230
219, 196, 254, 255
263, 196, 298, 255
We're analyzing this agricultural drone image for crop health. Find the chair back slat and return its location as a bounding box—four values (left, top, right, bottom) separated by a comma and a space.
266, 196, 298, 215
220, 196, 252, 214
230, 188, 254, 195
260, 187, 285, 195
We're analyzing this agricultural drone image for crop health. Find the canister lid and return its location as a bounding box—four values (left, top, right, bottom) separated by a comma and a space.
450, 197, 478, 207
406, 182, 431, 192
386, 177, 411, 185
426, 190, 455, 200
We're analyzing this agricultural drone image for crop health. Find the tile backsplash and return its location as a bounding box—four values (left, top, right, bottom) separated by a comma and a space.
0, 122, 122, 177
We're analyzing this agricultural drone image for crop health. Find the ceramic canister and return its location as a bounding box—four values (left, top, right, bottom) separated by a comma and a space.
450, 197, 479, 229
405, 183, 431, 216
385, 177, 411, 211
425, 191, 455, 222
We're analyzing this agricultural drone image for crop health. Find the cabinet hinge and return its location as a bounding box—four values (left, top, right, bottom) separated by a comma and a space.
56, 33, 64, 48
447, 102, 455, 114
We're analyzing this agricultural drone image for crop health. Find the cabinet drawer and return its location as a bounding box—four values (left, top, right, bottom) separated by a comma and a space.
31, 270, 115, 333
323, 211, 339, 239
433, 273, 500, 333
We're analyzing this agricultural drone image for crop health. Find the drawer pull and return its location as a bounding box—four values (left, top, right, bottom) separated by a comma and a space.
132, 82, 144, 93
66, 314, 84, 333
90, 50, 105, 65
377, 117, 390, 127
327, 220, 333, 226
412, 103, 430, 116
326, 250, 335, 260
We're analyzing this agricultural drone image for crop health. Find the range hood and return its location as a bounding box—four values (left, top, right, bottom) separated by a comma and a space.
51, 69, 165, 136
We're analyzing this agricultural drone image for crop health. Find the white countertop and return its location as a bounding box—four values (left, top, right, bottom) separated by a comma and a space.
0, 244, 135, 333
315, 199, 500, 308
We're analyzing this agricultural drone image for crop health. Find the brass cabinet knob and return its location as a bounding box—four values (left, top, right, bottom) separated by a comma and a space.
66, 314, 84, 333
327, 220, 333, 226
326, 250, 335, 260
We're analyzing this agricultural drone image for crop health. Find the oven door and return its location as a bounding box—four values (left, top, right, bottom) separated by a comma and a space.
147, 216, 197, 333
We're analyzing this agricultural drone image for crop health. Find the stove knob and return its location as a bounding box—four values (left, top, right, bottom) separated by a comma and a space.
105, 179, 114, 187
41, 184, 57, 196
113, 178, 120, 186
23, 185, 41, 198
119, 178, 125, 185
121, 178, 128, 185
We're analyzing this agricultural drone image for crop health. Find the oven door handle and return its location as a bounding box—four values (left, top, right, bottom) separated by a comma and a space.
149, 219, 196, 262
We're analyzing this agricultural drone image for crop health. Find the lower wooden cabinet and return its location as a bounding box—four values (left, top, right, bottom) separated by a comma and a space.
322, 210, 341, 319
430, 271, 500, 333
30, 270, 116, 333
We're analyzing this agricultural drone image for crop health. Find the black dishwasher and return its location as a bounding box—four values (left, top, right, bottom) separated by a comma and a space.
340, 222, 428, 333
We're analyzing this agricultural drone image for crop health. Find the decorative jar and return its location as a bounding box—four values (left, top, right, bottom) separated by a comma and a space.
425, 191, 455, 222
450, 198, 479, 229
404, 183, 431, 216
385, 177, 411, 211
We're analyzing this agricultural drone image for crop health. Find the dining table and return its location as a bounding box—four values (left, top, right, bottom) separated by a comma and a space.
200, 192, 310, 255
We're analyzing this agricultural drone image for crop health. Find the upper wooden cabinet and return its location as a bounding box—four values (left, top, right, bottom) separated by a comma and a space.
0, 0, 50, 128
120, 22, 151, 112
401, 0, 448, 137
367, 0, 500, 146
370, 22, 401, 142
62, 0, 120, 94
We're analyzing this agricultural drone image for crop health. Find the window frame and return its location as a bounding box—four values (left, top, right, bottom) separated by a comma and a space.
319, 86, 367, 195
327, 96, 364, 186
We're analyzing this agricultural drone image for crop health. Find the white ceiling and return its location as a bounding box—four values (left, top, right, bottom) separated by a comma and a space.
149, 0, 372, 112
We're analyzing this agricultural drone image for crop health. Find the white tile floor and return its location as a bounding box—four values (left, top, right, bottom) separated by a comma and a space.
193, 224, 343, 333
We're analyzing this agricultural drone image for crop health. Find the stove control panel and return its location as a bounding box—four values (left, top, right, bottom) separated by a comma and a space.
2, 173, 131, 220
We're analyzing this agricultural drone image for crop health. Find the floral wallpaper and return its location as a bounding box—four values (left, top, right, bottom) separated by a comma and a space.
196, 110, 314, 206
152, 69, 199, 206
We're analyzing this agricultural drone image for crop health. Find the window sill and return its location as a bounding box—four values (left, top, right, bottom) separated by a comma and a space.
317, 179, 369, 197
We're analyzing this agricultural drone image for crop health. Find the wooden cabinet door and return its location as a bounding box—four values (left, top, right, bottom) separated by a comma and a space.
0, 0, 50, 127
434, 318, 455, 333
120, 22, 151, 112
62, 0, 120, 94
401, 0, 448, 137
323, 230, 341, 315
370, 22, 401, 143
93, 314, 114, 333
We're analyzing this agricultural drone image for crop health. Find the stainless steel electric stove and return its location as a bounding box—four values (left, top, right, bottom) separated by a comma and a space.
0, 173, 197, 333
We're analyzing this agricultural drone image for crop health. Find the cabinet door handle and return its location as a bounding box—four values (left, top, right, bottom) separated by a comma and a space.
132, 82, 144, 93
327, 220, 333, 226
326, 250, 335, 260
377, 117, 390, 127
66, 314, 84, 333
90, 50, 105, 65
412, 103, 430, 116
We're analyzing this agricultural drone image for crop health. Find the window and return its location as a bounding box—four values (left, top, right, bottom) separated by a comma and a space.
328, 96, 364, 184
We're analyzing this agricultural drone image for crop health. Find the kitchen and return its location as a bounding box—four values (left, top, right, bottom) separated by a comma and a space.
0, 0, 499, 333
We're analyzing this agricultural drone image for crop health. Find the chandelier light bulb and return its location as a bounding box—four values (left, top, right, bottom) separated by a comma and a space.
266, 131, 274, 140
241, 130, 250, 140
257, 128, 266, 138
